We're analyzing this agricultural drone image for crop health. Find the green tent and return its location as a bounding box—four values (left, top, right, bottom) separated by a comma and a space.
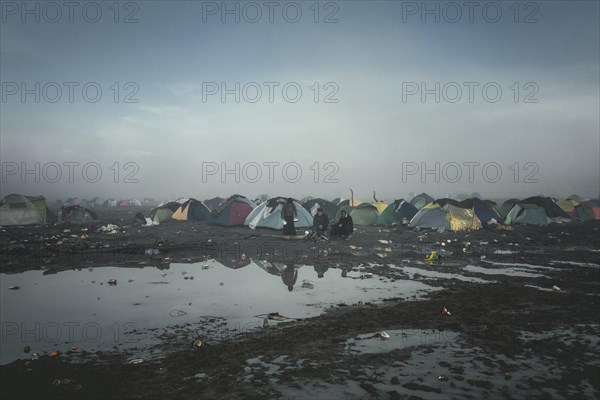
377, 199, 418, 225
504, 204, 550, 225
0, 194, 56, 225
149, 202, 181, 223
336, 203, 379, 225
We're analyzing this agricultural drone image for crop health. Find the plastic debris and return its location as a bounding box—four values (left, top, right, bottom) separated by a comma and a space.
31, 353, 39, 360
71, 345, 78, 351
437, 375, 449, 382
49, 351, 59, 357
552, 285, 562, 292
378, 239, 391, 244
263, 318, 269, 329
8, 285, 20, 290
268, 312, 286, 321
108, 279, 117, 286
442, 306, 451, 316
193, 339, 202, 349
219, 282, 224, 286
361, 273, 373, 279
379, 331, 391, 340
426, 251, 439, 262
100, 224, 119, 234
145, 248, 160, 255
302, 280, 314, 289
169, 309, 188, 318
129, 358, 144, 364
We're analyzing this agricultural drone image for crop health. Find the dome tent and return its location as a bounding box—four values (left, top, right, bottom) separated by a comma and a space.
377, 199, 418, 225
0, 194, 56, 226
244, 197, 313, 230
172, 198, 212, 221
210, 195, 255, 226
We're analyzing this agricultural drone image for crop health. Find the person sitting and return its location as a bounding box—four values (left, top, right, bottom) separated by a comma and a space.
312, 208, 329, 239
330, 210, 353, 240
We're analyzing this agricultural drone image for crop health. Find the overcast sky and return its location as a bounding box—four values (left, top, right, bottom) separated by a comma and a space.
1, 1, 598, 203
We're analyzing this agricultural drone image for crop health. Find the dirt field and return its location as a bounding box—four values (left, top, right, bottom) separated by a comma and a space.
1, 207, 599, 399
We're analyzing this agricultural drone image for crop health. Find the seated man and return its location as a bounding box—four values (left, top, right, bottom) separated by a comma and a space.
312, 208, 329, 238
330, 210, 353, 240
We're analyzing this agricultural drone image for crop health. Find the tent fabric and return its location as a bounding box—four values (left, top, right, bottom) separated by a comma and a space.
581, 199, 600, 220
371, 201, 388, 215
0, 194, 55, 225
210, 195, 255, 226
410, 193, 434, 210
504, 204, 551, 225
556, 199, 580, 219
149, 202, 181, 223
408, 205, 451, 232
204, 197, 225, 212
500, 199, 520, 217
244, 197, 313, 230
104, 199, 117, 207
408, 201, 483, 231
377, 200, 418, 225
335, 203, 379, 225
519, 196, 568, 218
60, 205, 98, 223
63, 198, 81, 207
302, 198, 338, 220
337, 199, 363, 207
443, 204, 481, 231
172, 198, 213, 221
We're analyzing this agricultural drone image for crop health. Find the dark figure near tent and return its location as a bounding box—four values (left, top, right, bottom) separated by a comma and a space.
331, 210, 353, 239
313, 208, 329, 236
281, 264, 298, 291
281, 198, 298, 236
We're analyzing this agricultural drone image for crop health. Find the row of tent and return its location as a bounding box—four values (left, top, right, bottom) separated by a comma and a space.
1, 193, 599, 230
63, 198, 145, 207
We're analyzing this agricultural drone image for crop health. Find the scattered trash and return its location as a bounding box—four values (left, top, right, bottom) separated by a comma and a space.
193, 339, 202, 349
379, 331, 390, 340
63, 229, 71, 233
441, 306, 451, 316
71, 345, 78, 351
108, 279, 117, 286
202, 264, 211, 270
378, 239, 391, 244
263, 318, 269, 329
437, 375, 449, 381
31, 353, 39, 361
552, 285, 562, 292
129, 358, 144, 364
23, 345, 31, 353
169, 309, 188, 318
128, 279, 134, 283
361, 273, 373, 279
49, 351, 59, 357
268, 312, 286, 321
302, 280, 314, 289
426, 251, 439, 262
100, 224, 119, 234
219, 282, 224, 286
145, 248, 160, 256
8, 285, 20, 290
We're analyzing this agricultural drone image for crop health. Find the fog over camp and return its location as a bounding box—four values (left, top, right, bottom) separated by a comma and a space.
1, 2, 599, 400
1, 2, 599, 202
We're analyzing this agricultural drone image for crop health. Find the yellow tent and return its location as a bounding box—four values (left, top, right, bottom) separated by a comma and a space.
371, 201, 388, 215
443, 204, 481, 231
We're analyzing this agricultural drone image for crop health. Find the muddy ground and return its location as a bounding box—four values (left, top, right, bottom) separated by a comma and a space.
1, 207, 599, 399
